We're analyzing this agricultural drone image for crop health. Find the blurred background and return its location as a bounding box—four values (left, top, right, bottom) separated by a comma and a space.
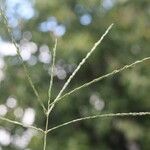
0, 0, 150, 149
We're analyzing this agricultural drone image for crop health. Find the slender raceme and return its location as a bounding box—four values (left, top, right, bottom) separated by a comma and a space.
47, 112, 150, 133
49, 56, 150, 107
0, 7, 46, 112
48, 24, 114, 114
0, 116, 44, 133
48, 39, 57, 108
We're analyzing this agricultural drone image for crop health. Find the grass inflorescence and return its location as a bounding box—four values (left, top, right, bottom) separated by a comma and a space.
0, 6, 150, 150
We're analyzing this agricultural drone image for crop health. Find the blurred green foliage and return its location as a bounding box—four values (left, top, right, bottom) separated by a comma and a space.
0, 0, 150, 149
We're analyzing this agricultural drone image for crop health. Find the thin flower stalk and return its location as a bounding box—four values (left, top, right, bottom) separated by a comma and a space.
0, 116, 44, 133
48, 24, 114, 114
48, 39, 57, 108
47, 112, 150, 133
49, 56, 150, 107
43, 39, 57, 150
0, 7, 46, 112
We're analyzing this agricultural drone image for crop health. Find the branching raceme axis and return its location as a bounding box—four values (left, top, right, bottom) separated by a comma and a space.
0, 6, 150, 150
